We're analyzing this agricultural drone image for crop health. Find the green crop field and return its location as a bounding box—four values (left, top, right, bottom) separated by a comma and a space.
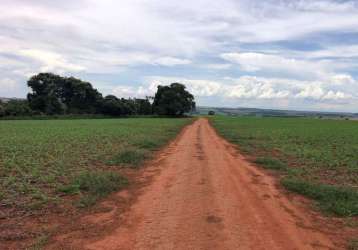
211, 116, 358, 217
0, 118, 191, 210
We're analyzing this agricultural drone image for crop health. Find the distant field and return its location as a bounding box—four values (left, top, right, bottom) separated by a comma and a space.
0, 118, 191, 210
211, 116, 358, 216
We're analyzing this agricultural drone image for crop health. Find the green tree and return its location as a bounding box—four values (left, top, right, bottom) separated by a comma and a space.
134, 98, 152, 115
0, 101, 5, 117
62, 77, 102, 114
27, 73, 65, 115
27, 73, 103, 115
100, 96, 153, 116
152, 83, 195, 116
4, 100, 32, 116
101, 95, 124, 116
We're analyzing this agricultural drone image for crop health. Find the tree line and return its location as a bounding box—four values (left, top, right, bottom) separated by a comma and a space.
0, 73, 195, 117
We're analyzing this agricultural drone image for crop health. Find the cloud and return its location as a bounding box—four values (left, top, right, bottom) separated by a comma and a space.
112, 86, 138, 99
322, 90, 347, 100
143, 77, 222, 97
109, 75, 356, 106
0, 77, 26, 97
221, 52, 294, 72
19, 49, 86, 73
295, 84, 325, 100
226, 76, 355, 102
2, 0, 358, 111
225, 76, 291, 99
295, 85, 349, 101
220, 52, 332, 79
0, 78, 17, 90
152, 57, 191, 66
288, 1, 357, 13
78, 52, 191, 70
205, 64, 232, 70
304, 45, 358, 59
111, 83, 155, 99
110, 77, 222, 99
328, 74, 355, 86
235, 0, 358, 43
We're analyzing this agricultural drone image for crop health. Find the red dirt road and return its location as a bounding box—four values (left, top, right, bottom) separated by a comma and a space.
79, 118, 336, 250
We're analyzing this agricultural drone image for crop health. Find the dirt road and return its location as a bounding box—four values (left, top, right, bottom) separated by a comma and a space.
83, 118, 335, 250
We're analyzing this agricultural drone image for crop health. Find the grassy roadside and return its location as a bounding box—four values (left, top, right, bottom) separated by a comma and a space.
0, 117, 192, 211
210, 116, 358, 217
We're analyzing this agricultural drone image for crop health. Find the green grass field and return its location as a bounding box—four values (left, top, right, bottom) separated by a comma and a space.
211, 116, 358, 217
0, 118, 191, 209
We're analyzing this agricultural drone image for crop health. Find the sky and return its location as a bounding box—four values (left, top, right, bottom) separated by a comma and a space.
2, 0, 358, 112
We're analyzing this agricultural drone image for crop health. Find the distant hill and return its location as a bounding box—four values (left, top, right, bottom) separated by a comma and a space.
196, 106, 358, 119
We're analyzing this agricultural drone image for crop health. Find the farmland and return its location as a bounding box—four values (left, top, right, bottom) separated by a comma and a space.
211, 116, 358, 216
2, 116, 357, 249
0, 118, 191, 210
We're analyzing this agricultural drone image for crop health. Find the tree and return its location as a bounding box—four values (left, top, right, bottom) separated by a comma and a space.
4, 100, 32, 116
101, 95, 124, 116
134, 98, 152, 115
27, 73, 65, 115
152, 83, 195, 116
27, 73, 103, 115
0, 101, 4, 117
61, 77, 103, 114
25, 73, 197, 117
101, 96, 153, 116
120, 98, 136, 115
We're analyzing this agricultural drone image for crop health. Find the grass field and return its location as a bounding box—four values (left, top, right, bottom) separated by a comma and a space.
211, 116, 358, 217
0, 118, 191, 210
